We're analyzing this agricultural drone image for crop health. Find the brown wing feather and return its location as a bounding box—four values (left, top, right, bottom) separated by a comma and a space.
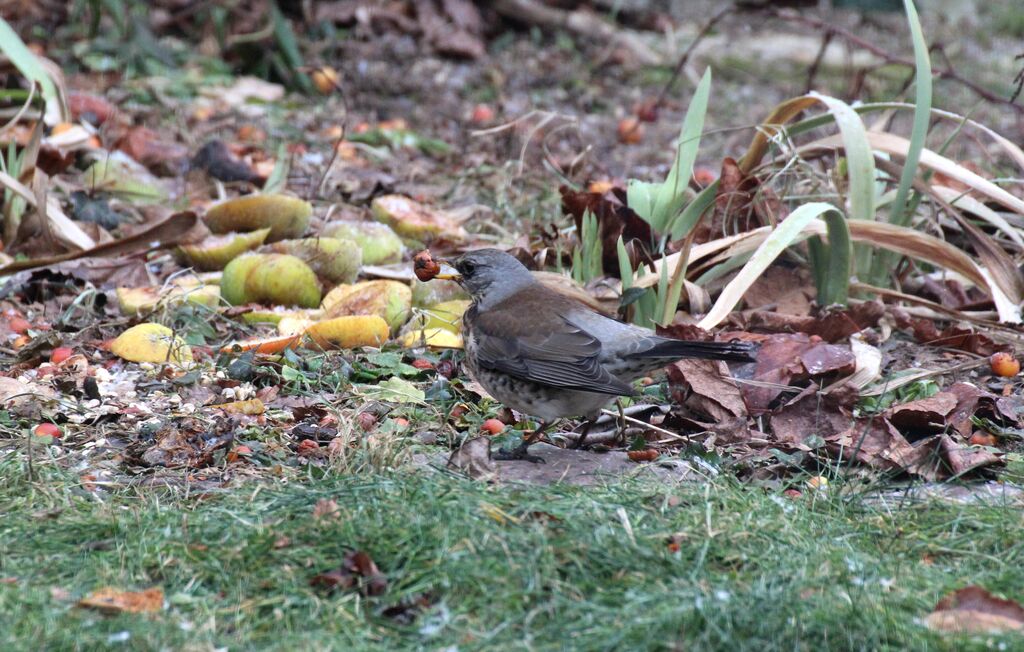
466, 291, 634, 396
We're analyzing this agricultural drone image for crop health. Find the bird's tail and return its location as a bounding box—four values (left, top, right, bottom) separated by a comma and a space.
639, 338, 758, 363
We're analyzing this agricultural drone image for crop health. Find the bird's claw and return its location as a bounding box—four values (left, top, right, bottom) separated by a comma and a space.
493, 445, 545, 464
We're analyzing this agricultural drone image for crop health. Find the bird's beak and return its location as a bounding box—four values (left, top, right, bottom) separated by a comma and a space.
433, 259, 462, 282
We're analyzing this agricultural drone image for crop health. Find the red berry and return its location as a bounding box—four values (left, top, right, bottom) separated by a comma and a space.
470, 104, 495, 124
50, 347, 74, 364
34, 423, 61, 438
9, 317, 31, 334
634, 99, 659, 122
481, 418, 505, 435
296, 439, 319, 455
227, 445, 253, 462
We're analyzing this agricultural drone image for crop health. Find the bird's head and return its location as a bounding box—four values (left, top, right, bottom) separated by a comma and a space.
436, 248, 537, 308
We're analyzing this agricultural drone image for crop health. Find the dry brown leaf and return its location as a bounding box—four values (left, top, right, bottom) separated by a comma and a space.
667, 359, 747, 421
312, 498, 340, 521
77, 587, 164, 614
559, 185, 652, 274
926, 586, 1024, 634
887, 393, 958, 436
447, 436, 496, 480
310, 550, 387, 597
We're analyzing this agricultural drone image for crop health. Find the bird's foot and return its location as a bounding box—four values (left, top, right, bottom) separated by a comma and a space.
493, 444, 545, 464
569, 420, 595, 450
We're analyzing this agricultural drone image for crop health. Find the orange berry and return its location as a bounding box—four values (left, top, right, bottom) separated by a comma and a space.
617, 117, 644, 145
481, 418, 505, 435
587, 180, 615, 194
627, 449, 659, 462
990, 352, 1020, 377
236, 124, 266, 142
311, 66, 339, 95
50, 122, 75, 136
969, 431, 997, 447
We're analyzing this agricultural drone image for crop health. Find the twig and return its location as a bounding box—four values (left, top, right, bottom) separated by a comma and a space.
1012, 54, 1024, 105
768, 8, 1023, 113
805, 31, 834, 94
653, 5, 734, 110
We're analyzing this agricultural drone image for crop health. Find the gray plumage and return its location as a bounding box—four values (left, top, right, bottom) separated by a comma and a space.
451, 249, 756, 423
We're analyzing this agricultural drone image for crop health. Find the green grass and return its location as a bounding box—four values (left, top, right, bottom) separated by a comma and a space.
1, 455, 1022, 651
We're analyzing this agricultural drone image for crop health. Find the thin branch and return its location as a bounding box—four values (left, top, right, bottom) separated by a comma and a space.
653, 4, 734, 110
768, 8, 1023, 113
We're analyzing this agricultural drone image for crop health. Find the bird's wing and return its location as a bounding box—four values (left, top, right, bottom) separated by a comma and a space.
469, 307, 634, 396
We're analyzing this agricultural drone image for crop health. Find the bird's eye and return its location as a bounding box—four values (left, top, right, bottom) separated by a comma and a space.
460, 261, 476, 276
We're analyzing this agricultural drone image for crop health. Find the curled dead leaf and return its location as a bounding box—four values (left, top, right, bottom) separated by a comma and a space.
77, 587, 164, 614
310, 550, 387, 597
926, 586, 1024, 634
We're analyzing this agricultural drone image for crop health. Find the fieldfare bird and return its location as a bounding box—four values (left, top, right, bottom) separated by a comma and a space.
436, 248, 756, 462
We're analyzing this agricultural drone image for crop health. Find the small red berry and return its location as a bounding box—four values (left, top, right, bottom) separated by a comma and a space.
470, 104, 495, 124
50, 347, 74, 364
481, 418, 505, 435
9, 317, 31, 334
34, 423, 61, 438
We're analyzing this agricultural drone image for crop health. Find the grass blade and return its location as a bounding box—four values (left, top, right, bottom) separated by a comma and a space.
887, 0, 932, 228
0, 18, 68, 123
698, 202, 849, 329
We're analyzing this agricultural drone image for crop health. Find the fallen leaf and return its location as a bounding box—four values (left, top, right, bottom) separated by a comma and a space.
447, 436, 496, 480
667, 359, 747, 421
926, 586, 1024, 634
736, 333, 855, 414
887, 393, 958, 437
116, 125, 188, 175
729, 301, 885, 343
210, 399, 266, 415
312, 498, 340, 521
559, 185, 653, 274
77, 587, 164, 614
310, 550, 387, 597
906, 319, 1004, 357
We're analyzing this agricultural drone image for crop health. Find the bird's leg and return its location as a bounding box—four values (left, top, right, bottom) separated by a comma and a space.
493, 420, 557, 463
614, 399, 627, 446
570, 419, 594, 450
